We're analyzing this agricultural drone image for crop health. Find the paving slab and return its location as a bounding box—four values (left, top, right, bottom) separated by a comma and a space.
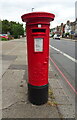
2, 69, 26, 109
2, 66, 61, 118
49, 77, 75, 118
2, 101, 60, 118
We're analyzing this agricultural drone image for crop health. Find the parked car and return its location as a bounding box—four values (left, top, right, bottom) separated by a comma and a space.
0, 34, 9, 40
53, 34, 61, 40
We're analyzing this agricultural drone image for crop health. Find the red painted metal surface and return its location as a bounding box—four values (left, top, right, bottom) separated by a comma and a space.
21, 12, 55, 86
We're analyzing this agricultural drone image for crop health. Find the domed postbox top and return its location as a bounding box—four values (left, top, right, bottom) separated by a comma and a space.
21, 12, 55, 23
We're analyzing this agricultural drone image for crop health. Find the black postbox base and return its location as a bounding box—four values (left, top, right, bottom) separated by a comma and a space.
28, 83, 48, 105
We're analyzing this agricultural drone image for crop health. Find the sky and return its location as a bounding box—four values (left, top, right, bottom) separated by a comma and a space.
0, 0, 77, 28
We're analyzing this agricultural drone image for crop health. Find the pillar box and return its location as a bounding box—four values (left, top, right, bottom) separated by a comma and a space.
21, 12, 55, 105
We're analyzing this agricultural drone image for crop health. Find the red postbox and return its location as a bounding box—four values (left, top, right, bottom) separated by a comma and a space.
21, 12, 55, 105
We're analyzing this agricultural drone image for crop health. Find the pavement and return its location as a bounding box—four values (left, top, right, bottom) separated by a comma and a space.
0, 37, 76, 119
61, 37, 77, 42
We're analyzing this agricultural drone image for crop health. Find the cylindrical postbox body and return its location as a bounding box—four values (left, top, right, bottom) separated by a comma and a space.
21, 12, 55, 105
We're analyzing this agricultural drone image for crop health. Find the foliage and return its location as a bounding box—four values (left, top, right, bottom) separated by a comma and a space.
1, 38, 8, 41
2, 20, 24, 39
65, 32, 70, 37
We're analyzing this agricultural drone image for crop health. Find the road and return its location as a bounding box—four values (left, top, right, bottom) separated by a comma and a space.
49, 38, 77, 117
